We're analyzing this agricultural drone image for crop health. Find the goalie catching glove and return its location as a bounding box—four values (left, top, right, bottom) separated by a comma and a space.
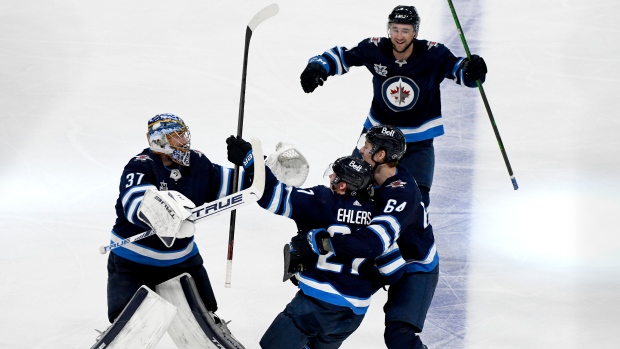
227, 136, 309, 187
266, 141, 309, 187
137, 189, 196, 247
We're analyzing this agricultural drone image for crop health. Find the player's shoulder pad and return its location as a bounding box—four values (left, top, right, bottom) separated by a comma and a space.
421, 40, 448, 54
422, 39, 445, 48
191, 149, 205, 158
131, 151, 155, 163
385, 179, 410, 190
364, 37, 385, 48
124, 149, 155, 170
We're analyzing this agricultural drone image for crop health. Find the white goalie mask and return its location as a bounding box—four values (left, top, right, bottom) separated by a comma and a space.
147, 114, 191, 166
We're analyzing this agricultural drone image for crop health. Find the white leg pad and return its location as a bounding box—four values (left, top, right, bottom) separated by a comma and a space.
156, 273, 246, 349
91, 286, 177, 349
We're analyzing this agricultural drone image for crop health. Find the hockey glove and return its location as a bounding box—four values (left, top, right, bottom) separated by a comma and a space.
290, 232, 318, 268
306, 228, 333, 255
226, 135, 254, 171
300, 62, 328, 93
461, 54, 487, 81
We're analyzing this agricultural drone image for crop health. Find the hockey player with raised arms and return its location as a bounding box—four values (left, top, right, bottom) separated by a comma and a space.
93, 114, 246, 349
300, 5, 488, 208
226, 136, 405, 348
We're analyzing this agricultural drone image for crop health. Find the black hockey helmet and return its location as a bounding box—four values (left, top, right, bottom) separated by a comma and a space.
330, 156, 374, 197
365, 125, 406, 162
388, 5, 420, 33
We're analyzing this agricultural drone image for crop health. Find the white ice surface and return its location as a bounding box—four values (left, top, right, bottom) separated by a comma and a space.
1, 1, 619, 348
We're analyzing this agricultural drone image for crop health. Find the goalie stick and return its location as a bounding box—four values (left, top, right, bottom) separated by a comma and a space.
99, 138, 266, 254
227, 3, 279, 288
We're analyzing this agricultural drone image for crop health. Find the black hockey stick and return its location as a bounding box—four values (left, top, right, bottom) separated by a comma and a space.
227, 3, 279, 288
446, 0, 518, 190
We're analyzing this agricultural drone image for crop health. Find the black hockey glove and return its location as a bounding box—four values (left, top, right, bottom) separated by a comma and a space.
307, 228, 333, 255
300, 62, 328, 93
462, 54, 487, 80
226, 135, 253, 170
290, 232, 317, 268
282, 232, 318, 282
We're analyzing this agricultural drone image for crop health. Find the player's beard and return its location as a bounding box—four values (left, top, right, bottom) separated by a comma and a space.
391, 37, 413, 53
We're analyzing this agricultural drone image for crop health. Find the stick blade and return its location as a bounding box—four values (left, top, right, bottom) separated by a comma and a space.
248, 3, 279, 31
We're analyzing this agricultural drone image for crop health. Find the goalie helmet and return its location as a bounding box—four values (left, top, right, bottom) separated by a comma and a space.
364, 125, 406, 162
328, 156, 374, 197
388, 5, 420, 33
147, 113, 191, 166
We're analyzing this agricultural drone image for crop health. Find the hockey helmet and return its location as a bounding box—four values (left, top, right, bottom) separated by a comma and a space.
363, 125, 406, 162
147, 113, 191, 166
326, 156, 374, 197
388, 5, 420, 33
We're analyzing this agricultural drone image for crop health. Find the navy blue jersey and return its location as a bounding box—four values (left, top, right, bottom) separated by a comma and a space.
331, 166, 438, 274
110, 149, 234, 267
255, 167, 403, 315
315, 37, 481, 142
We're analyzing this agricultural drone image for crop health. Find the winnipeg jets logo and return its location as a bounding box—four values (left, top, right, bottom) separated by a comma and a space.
369, 37, 382, 47
381, 76, 419, 112
386, 180, 407, 188
170, 169, 182, 181
374, 63, 388, 77
390, 83, 410, 104
427, 41, 438, 50
133, 155, 153, 162
159, 181, 168, 191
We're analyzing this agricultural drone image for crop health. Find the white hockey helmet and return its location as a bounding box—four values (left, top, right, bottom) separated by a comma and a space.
146, 113, 191, 166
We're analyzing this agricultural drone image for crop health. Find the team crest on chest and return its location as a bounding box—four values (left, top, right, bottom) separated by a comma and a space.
381, 76, 420, 112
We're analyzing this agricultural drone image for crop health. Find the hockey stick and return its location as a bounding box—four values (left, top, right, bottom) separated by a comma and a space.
446, 0, 518, 190
227, 3, 279, 288
99, 138, 266, 254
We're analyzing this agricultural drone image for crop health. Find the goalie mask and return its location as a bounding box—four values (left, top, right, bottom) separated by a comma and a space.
147, 114, 191, 166
324, 156, 374, 197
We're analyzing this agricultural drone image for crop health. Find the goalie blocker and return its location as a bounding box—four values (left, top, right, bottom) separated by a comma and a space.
92, 275, 245, 349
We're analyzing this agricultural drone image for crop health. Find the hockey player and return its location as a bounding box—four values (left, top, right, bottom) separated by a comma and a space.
226, 136, 405, 349
300, 5, 487, 207
96, 114, 245, 349
312, 125, 438, 349
360, 124, 438, 349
